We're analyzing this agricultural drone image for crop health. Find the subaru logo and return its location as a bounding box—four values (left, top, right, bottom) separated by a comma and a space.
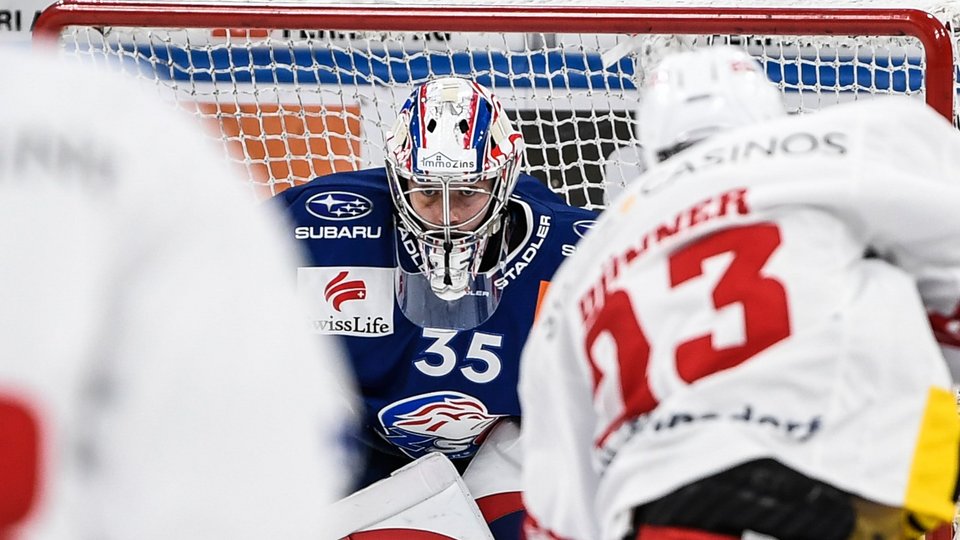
573, 220, 596, 238
305, 191, 374, 221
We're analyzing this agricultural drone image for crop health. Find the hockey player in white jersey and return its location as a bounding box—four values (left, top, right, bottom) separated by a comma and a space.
520, 47, 960, 540
0, 49, 357, 539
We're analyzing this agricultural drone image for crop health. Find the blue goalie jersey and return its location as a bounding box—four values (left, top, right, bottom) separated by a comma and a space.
275, 168, 597, 479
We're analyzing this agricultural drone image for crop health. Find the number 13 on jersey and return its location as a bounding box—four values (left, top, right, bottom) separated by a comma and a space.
584, 223, 792, 442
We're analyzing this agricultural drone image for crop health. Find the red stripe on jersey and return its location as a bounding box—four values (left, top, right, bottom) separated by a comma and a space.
522, 513, 572, 540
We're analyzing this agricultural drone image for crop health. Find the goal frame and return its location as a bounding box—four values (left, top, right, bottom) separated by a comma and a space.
32, 1, 957, 123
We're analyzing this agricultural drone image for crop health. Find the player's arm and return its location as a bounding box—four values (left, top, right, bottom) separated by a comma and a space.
90, 203, 358, 539
81, 106, 359, 539
519, 289, 601, 540
852, 99, 960, 374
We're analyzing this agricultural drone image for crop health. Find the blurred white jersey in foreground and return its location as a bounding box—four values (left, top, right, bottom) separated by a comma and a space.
0, 50, 357, 539
521, 97, 960, 540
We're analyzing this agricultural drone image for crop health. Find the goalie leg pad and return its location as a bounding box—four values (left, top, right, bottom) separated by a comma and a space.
329, 452, 494, 540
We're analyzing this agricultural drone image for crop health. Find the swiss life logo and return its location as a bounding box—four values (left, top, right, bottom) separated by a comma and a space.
305, 191, 374, 221
416, 150, 477, 173
298, 266, 394, 338
323, 271, 366, 312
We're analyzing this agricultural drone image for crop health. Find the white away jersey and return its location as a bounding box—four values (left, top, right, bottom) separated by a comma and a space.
0, 51, 357, 539
520, 97, 960, 540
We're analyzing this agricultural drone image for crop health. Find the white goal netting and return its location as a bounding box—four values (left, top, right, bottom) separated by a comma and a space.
34, 0, 960, 210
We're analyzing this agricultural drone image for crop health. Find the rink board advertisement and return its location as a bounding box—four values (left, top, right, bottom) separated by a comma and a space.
0, 0, 47, 45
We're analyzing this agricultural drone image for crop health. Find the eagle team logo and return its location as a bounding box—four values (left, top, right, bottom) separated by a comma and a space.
305, 191, 374, 221
379, 391, 505, 459
324, 271, 366, 311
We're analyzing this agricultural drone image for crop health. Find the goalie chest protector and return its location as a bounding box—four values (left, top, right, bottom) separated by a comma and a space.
276, 168, 597, 462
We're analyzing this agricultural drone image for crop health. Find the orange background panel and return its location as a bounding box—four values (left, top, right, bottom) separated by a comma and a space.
534, 280, 550, 322
198, 103, 362, 198
210, 28, 270, 38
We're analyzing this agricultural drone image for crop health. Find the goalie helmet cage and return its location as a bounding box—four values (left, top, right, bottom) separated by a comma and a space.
32, 1, 960, 212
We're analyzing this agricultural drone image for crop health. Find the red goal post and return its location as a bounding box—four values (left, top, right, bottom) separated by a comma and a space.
33, 1, 959, 209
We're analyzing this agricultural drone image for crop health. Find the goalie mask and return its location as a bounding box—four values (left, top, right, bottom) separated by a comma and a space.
386, 77, 523, 330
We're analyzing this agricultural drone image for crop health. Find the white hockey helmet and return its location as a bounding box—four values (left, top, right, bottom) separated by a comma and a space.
385, 77, 524, 329
639, 46, 786, 164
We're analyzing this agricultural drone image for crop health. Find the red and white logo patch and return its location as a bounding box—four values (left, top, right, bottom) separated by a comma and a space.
298, 266, 394, 337
324, 271, 367, 311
